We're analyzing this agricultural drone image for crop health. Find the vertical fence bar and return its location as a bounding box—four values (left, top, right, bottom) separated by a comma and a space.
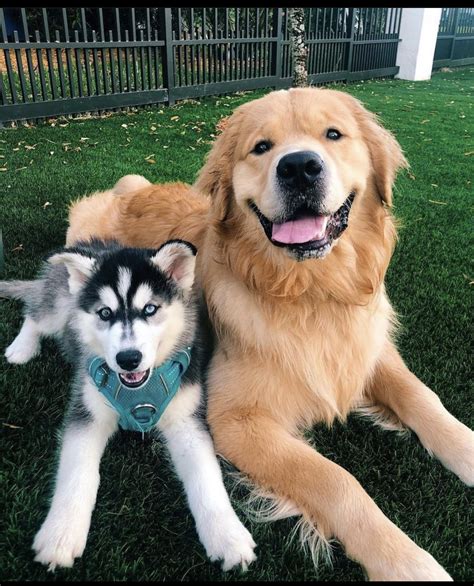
91, 30, 101, 95
154, 29, 160, 88
43, 9, 58, 100
98, 8, 109, 94
160, 7, 174, 104
54, 31, 67, 98
63, 8, 76, 98
34, 30, 48, 100
21, 8, 39, 102
214, 8, 218, 82
140, 29, 146, 90
108, 29, 117, 94
190, 8, 195, 86
115, 9, 124, 92
74, 30, 84, 97
347, 8, 355, 74
272, 8, 282, 85
449, 9, 460, 62
13, 30, 28, 103
146, 8, 152, 88
176, 9, 182, 87
81, 8, 92, 97
124, 29, 131, 91
130, 8, 138, 90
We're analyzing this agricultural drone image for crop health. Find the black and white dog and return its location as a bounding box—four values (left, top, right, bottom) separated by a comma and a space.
0, 239, 256, 571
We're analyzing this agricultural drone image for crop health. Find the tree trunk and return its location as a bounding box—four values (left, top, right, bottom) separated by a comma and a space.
288, 7, 308, 87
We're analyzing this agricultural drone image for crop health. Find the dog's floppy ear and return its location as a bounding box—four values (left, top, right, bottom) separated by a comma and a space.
150, 240, 197, 291
48, 251, 96, 294
194, 108, 246, 221
340, 92, 408, 206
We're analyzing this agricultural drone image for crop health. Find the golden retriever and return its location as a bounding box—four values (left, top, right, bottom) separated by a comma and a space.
66, 88, 473, 580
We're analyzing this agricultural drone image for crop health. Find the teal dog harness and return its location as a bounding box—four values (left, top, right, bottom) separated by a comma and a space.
88, 347, 192, 434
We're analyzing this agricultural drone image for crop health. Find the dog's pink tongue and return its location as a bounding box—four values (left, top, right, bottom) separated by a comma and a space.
122, 371, 145, 383
271, 216, 328, 244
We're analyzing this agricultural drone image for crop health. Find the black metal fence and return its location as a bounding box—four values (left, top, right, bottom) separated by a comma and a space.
0, 7, 403, 124
433, 8, 474, 69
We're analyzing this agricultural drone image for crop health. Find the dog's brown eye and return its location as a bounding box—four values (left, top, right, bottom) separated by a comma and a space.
326, 129, 342, 141
252, 140, 273, 155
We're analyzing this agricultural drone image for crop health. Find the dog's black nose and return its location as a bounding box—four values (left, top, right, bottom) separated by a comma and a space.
277, 151, 323, 189
116, 349, 142, 371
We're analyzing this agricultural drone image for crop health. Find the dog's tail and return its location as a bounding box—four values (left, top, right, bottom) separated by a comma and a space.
0, 280, 40, 302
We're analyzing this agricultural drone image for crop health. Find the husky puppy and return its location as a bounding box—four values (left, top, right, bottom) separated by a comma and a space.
0, 239, 256, 572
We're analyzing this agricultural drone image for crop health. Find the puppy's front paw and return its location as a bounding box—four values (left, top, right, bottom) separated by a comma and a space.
32, 513, 89, 571
5, 336, 39, 364
200, 512, 257, 572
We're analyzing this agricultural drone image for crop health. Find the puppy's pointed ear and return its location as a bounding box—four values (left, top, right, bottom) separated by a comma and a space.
339, 92, 408, 206
48, 251, 96, 294
150, 240, 197, 291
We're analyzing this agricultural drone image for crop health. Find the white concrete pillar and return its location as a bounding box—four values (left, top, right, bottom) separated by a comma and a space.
396, 8, 442, 81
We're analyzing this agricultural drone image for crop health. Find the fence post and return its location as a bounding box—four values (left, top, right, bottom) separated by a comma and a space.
396, 8, 441, 80
272, 8, 283, 87
346, 8, 356, 74
449, 8, 460, 62
159, 8, 175, 105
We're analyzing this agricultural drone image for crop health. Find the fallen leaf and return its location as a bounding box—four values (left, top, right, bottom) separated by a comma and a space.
146, 159, 156, 164
428, 199, 447, 205
2, 422, 23, 429
43, 201, 52, 208
464, 151, 474, 156
12, 244, 24, 252
431, 184, 438, 188
420, 119, 429, 124
170, 116, 180, 121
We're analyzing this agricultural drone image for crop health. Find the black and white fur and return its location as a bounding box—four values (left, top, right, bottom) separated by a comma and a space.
0, 239, 256, 572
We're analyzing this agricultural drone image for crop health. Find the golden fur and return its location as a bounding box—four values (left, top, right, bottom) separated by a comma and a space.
66, 88, 473, 580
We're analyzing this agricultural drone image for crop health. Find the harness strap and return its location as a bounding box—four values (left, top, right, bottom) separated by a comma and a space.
88, 347, 192, 433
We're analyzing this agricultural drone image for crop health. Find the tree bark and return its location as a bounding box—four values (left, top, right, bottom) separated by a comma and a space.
288, 7, 308, 87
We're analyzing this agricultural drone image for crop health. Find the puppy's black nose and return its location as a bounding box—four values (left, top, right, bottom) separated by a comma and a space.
116, 349, 142, 371
277, 151, 323, 189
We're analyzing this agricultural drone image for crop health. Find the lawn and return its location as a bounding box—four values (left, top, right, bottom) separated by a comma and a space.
0, 67, 473, 581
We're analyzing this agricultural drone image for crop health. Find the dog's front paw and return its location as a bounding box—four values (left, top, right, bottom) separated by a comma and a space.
200, 512, 257, 572
32, 513, 89, 571
370, 542, 452, 581
444, 425, 474, 486
5, 336, 39, 364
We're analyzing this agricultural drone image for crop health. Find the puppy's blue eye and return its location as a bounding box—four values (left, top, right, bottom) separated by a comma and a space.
326, 129, 342, 140
143, 304, 159, 317
253, 140, 273, 155
97, 307, 112, 321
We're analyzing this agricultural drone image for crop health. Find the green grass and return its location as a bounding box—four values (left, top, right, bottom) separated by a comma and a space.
1, 68, 473, 581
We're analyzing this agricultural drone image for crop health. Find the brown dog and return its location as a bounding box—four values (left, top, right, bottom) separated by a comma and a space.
66, 88, 473, 580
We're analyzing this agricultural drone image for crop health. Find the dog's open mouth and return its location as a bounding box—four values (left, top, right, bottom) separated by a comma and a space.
249, 192, 355, 260
119, 369, 150, 388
